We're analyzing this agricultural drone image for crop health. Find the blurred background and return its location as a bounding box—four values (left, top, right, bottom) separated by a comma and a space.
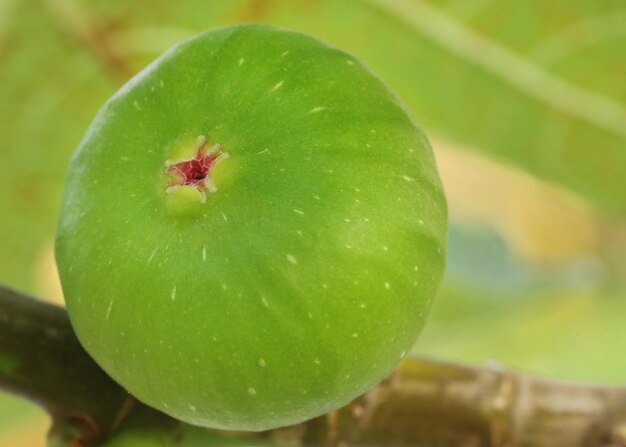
1, 0, 625, 444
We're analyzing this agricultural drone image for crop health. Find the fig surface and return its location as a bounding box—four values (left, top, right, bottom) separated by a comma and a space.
55, 24, 447, 430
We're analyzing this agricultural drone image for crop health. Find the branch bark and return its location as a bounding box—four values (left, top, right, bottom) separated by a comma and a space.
295, 359, 626, 446
1, 284, 626, 447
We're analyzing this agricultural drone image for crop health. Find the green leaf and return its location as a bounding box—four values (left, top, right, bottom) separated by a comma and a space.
0, 0, 117, 289
353, 0, 626, 213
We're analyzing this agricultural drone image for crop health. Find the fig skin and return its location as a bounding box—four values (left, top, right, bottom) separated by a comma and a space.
55, 24, 447, 431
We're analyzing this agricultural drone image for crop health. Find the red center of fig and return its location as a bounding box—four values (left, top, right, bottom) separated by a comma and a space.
167, 140, 223, 191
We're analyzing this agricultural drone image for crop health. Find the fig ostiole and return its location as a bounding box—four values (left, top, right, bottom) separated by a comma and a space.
55, 24, 447, 431
163, 135, 229, 214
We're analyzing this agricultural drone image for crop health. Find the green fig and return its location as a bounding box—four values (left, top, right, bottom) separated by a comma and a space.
55, 24, 447, 431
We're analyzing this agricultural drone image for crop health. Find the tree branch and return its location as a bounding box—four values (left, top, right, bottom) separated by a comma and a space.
1, 284, 626, 447
298, 358, 626, 446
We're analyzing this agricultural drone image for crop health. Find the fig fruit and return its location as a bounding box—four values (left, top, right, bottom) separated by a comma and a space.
55, 24, 447, 430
